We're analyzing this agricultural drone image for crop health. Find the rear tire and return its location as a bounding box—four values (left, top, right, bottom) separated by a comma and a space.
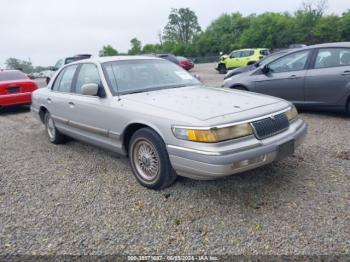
44, 112, 66, 144
129, 128, 177, 190
218, 64, 227, 74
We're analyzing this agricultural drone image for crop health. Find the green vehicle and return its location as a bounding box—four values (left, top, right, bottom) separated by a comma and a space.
216, 48, 270, 74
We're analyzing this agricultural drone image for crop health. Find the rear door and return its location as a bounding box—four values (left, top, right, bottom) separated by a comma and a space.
226, 51, 241, 68
47, 64, 79, 130
253, 50, 312, 103
304, 47, 350, 107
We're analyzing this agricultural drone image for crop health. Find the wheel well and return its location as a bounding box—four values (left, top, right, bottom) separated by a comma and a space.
123, 123, 149, 155
39, 106, 48, 123
346, 95, 350, 112
230, 85, 248, 91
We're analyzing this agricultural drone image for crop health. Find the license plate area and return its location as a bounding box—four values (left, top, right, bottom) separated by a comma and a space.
7, 87, 20, 94
277, 140, 295, 160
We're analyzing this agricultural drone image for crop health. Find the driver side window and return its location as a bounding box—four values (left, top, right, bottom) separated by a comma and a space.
75, 64, 102, 94
269, 50, 311, 73
230, 51, 240, 58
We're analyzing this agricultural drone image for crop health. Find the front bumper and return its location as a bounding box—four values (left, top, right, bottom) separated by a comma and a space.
167, 119, 307, 180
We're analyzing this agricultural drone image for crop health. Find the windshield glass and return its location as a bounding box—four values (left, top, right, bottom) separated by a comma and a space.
258, 52, 287, 66
0, 70, 28, 81
102, 59, 200, 95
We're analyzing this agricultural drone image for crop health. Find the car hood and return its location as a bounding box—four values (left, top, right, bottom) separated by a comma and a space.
123, 85, 283, 121
225, 65, 256, 79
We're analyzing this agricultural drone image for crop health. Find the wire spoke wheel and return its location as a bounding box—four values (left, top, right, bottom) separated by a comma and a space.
133, 139, 160, 181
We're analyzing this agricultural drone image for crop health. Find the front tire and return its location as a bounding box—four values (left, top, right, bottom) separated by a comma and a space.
218, 64, 227, 74
44, 112, 66, 144
129, 128, 177, 190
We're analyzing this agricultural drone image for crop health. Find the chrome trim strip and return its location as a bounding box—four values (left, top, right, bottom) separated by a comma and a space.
108, 130, 121, 139
51, 115, 69, 124
172, 107, 291, 130
69, 120, 108, 136
167, 145, 222, 156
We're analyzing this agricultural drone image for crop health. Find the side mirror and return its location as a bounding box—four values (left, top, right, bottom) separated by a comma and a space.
81, 83, 99, 96
261, 65, 270, 74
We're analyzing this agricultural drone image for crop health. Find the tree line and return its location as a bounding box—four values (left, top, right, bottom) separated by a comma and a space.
100, 0, 350, 58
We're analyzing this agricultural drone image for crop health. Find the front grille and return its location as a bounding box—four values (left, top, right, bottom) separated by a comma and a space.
251, 113, 289, 139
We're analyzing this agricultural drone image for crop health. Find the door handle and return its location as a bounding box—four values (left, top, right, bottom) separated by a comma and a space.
341, 70, 350, 76
68, 101, 75, 107
288, 75, 298, 79
47, 98, 52, 103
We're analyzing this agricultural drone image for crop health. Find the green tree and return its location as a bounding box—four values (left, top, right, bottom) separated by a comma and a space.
194, 13, 251, 56
313, 15, 341, 43
99, 45, 118, 57
340, 10, 350, 41
240, 13, 295, 49
5, 58, 34, 73
128, 38, 142, 55
163, 8, 201, 43
142, 43, 162, 54
293, 0, 328, 44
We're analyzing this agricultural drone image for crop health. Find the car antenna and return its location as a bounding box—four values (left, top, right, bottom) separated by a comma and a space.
110, 65, 121, 101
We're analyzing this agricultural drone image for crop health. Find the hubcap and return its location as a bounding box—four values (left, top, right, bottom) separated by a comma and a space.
133, 139, 160, 181
47, 116, 55, 139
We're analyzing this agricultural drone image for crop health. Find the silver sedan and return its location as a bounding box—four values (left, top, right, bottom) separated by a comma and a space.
31, 56, 307, 189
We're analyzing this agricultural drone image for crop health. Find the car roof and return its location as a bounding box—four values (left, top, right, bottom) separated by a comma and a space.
232, 48, 268, 52
69, 56, 163, 65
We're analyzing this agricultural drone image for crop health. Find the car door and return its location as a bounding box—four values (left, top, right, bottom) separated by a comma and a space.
47, 64, 79, 131
239, 50, 254, 67
66, 63, 123, 153
253, 50, 312, 103
304, 47, 350, 107
226, 51, 241, 68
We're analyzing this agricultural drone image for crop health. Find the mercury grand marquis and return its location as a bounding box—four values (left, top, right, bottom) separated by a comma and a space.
31, 56, 307, 189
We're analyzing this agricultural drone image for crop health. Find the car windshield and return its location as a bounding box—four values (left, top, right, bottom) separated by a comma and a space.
0, 70, 28, 81
256, 52, 288, 67
102, 59, 200, 95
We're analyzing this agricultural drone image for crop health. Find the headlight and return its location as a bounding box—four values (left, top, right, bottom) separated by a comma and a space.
172, 123, 253, 143
285, 106, 298, 121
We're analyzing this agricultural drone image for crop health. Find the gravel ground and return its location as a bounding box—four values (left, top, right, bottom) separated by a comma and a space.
0, 63, 349, 256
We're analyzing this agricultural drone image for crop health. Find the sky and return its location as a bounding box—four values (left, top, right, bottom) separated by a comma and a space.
0, 0, 348, 67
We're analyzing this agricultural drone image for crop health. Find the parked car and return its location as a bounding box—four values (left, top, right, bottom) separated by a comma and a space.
52, 54, 92, 71
45, 54, 92, 84
31, 56, 307, 189
0, 69, 38, 108
216, 48, 270, 74
289, 44, 307, 49
156, 54, 194, 70
177, 56, 194, 71
224, 50, 291, 80
223, 42, 350, 115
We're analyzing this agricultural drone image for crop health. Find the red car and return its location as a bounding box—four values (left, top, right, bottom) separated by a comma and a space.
0, 69, 38, 107
177, 56, 194, 71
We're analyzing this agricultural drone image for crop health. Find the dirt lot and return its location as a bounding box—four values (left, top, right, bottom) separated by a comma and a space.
0, 63, 349, 255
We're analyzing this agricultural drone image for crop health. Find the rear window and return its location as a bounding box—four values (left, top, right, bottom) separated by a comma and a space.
0, 70, 28, 81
